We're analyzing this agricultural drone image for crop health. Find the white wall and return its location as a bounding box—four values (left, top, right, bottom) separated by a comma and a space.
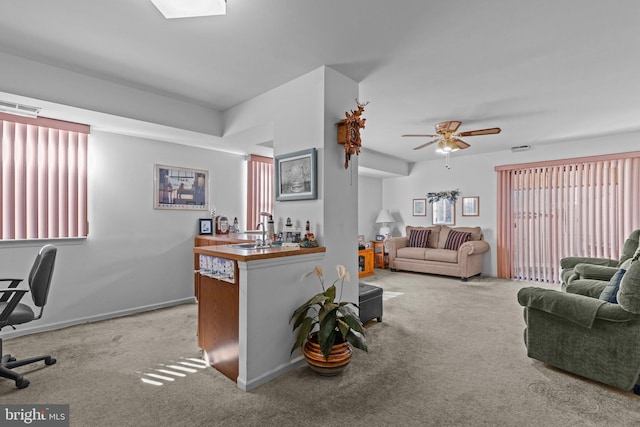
0, 130, 244, 337
382, 132, 640, 277
358, 175, 383, 241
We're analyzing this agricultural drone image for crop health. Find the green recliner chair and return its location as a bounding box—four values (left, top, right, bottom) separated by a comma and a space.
518, 257, 640, 394
560, 229, 640, 296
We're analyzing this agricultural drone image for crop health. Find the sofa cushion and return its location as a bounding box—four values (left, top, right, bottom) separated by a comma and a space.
599, 268, 626, 303
424, 249, 458, 263
437, 226, 482, 248
618, 260, 640, 314
406, 225, 440, 248
408, 229, 430, 248
397, 247, 428, 260
443, 230, 472, 251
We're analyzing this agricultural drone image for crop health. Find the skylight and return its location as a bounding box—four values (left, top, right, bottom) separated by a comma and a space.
150, 0, 226, 19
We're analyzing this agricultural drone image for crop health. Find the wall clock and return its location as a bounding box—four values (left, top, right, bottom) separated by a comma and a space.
336, 100, 368, 169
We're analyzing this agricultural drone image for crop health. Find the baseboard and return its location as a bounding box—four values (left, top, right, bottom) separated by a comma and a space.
1, 297, 197, 339
237, 356, 306, 392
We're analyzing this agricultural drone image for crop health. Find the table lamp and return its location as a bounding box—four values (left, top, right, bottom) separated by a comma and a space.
375, 209, 394, 239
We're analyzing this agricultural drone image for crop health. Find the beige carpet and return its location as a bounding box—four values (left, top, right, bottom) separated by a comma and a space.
2, 270, 639, 426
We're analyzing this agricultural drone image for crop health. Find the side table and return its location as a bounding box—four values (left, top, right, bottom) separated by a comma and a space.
372, 240, 387, 269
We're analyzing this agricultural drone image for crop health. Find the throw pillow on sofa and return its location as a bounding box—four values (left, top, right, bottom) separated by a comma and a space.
444, 230, 471, 250
599, 268, 626, 303
408, 229, 430, 248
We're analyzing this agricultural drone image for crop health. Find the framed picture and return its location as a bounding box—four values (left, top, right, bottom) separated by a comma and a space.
412, 198, 426, 216
275, 148, 317, 201
462, 197, 480, 216
199, 218, 213, 235
432, 199, 456, 225
154, 164, 208, 210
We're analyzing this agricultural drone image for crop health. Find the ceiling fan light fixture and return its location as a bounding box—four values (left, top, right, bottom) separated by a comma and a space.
150, 0, 226, 19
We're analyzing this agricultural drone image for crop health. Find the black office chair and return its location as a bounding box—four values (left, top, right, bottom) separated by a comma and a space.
0, 244, 57, 389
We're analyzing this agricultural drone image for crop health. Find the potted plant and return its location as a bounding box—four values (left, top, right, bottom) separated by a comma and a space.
290, 265, 367, 375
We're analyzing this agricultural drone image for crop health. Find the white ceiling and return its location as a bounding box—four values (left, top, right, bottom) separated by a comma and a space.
1, 0, 639, 163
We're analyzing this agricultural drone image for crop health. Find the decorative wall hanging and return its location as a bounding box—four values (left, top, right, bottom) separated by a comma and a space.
426, 189, 460, 204
275, 148, 317, 201
336, 99, 368, 169
154, 164, 208, 210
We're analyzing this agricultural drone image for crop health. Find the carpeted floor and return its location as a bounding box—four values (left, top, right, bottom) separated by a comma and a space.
2, 270, 639, 426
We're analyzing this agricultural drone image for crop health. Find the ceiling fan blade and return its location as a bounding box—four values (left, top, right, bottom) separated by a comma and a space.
413, 139, 439, 150
402, 134, 438, 137
435, 121, 462, 133
457, 127, 501, 137
452, 138, 470, 149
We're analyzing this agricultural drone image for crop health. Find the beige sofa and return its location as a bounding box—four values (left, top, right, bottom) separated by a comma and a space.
386, 225, 490, 281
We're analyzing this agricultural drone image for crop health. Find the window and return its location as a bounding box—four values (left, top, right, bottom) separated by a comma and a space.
246, 155, 273, 231
496, 152, 640, 283
0, 113, 90, 240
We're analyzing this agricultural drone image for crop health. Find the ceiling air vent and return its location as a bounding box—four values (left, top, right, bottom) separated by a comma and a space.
511, 145, 531, 152
0, 100, 41, 118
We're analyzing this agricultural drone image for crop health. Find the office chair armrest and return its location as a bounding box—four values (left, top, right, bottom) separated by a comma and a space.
0, 279, 23, 302
0, 288, 29, 324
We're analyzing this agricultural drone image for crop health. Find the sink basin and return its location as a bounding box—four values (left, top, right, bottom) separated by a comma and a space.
228, 243, 271, 250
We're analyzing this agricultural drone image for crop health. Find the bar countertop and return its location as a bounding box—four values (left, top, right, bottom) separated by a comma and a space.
194, 244, 326, 262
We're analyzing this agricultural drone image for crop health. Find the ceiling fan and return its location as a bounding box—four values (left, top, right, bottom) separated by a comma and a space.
402, 120, 501, 169
402, 120, 501, 152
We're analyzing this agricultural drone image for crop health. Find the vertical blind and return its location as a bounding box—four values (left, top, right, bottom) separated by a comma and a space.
1, 113, 90, 240
496, 152, 640, 283
246, 154, 273, 231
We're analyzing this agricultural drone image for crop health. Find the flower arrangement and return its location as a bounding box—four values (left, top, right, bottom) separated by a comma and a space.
427, 189, 460, 203
290, 265, 367, 361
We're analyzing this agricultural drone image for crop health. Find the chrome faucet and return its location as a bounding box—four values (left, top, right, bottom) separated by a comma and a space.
256, 212, 272, 247
256, 222, 266, 247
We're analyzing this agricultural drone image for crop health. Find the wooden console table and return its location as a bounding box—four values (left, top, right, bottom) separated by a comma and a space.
358, 247, 374, 278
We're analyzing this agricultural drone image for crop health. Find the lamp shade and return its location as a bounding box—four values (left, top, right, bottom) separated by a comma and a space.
375, 209, 394, 239
375, 209, 394, 224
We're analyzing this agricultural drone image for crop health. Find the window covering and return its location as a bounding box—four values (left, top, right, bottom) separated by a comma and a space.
1, 113, 90, 240
495, 151, 640, 283
246, 154, 273, 231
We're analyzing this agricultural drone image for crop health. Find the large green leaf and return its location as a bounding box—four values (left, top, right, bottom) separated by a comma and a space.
346, 330, 368, 352
337, 318, 349, 338
318, 302, 338, 323
290, 293, 325, 322
319, 328, 337, 360
324, 284, 337, 302
290, 317, 314, 355
338, 306, 365, 335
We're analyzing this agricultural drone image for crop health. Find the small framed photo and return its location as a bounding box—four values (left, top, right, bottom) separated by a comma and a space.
413, 198, 426, 216
199, 218, 213, 235
375, 234, 385, 241
462, 197, 480, 216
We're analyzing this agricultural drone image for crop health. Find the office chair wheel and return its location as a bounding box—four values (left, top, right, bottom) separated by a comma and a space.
16, 378, 29, 389
8, 356, 16, 362
45, 357, 56, 365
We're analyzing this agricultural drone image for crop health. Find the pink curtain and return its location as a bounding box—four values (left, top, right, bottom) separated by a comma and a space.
246, 154, 273, 230
1, 113, 89, 240
496, 151, 640, 283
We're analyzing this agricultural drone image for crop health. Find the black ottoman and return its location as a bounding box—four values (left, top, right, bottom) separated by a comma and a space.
358, 283, 383, 324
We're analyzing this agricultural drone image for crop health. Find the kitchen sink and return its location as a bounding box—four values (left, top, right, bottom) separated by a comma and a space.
229, 243, 271, 250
